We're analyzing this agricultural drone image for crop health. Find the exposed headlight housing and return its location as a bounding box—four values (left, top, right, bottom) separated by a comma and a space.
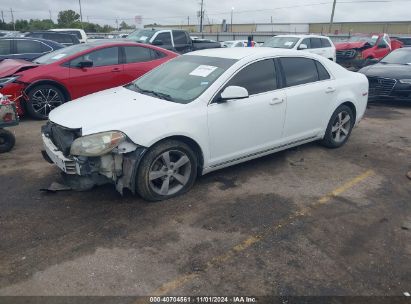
70, 131, 126, 156
399, 79, 411, 84
0, 76, 19, 86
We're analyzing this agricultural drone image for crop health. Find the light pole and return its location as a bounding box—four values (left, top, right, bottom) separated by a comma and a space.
230, 7, 234, 32
328, 0, 337, 34
78, 0, 84, 27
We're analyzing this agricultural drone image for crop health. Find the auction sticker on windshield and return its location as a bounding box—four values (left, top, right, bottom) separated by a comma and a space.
189, 65, 218, 77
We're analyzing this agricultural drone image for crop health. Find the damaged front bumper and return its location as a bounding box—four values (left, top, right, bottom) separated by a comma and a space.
41, 125, 147, 194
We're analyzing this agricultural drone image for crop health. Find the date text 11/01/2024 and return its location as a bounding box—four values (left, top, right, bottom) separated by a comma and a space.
149, 296, 257, 303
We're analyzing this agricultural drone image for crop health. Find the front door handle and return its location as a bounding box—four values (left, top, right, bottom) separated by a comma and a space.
325, 87, 336, 93
269, 97, 284, 105
111, 68, 121, 72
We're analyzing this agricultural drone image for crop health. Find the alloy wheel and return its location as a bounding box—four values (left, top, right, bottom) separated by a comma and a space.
31, 88, 63, 116
331, 111, 351, 143
148, 150, 192, 196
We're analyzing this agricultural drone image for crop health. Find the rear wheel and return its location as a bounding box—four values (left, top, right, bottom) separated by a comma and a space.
321, 105, 354, 148
26, 84, 66, 119
0, 129, 16, 153
136, 140, 198, 201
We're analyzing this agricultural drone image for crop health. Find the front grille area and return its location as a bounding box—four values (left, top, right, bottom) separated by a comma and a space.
42, 122, 81, 156
337, 49, 356, 59
368, 77, 397, 97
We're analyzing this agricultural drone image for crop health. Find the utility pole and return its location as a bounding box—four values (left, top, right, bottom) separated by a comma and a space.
230, 7, 234, 33
1, 11, 4, 24
187, 16, 189, 26
328, 0, 337, 33
199, 0, 204, 33
10, 8, 15, 31
78, 0, 84, 27
49, 9, 52, 21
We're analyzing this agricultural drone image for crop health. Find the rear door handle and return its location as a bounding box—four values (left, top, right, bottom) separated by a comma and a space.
111, 68, 121, 72
325, 87, 336, 93
269, 97, 284, 105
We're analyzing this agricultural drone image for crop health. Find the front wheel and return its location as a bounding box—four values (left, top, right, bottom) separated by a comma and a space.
0, 129, 16, 153
136, 140, 198, 201
321, 105, 355, 148
26, 84, 66, 119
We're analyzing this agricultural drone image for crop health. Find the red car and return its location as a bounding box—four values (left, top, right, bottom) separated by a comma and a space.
335, 33, 403, 69
0, 41, 177, 119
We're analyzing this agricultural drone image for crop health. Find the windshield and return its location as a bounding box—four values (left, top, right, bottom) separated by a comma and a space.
263, 37, 300, 49
347, 35, 379, 46
127, 29, 156, 42
34, 44, 94, 64
125, 55, 237, 104
380, 49, 411, 64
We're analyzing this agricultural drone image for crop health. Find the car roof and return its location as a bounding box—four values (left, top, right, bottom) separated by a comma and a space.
274, 34, 330, 39
50, 28, 84, 31
186, 47, 305, 60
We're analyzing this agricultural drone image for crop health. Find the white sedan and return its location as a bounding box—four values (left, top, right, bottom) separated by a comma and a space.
42, 48, 369, 201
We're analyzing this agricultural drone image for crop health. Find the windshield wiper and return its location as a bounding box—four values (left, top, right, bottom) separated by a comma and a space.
133, 84, 173, 101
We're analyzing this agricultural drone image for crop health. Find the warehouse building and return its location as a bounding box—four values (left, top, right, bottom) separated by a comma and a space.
146, 21, 411, 35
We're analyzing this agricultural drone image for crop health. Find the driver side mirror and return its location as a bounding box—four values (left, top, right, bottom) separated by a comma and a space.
218, 86, 249, 103
152, 40, 163, 46
298, 43, 308, 50
77, 60, 93, 68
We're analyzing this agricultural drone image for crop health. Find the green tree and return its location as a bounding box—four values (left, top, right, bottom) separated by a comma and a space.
119, 21, 135, 30
57, 10, 80, 27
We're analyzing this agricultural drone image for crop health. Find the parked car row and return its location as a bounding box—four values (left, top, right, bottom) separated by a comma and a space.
1, 26, 408, 200
0, 41, 177, 118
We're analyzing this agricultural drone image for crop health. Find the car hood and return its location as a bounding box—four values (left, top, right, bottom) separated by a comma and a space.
49, 86, 186, 137
0, 59, 39, 77
335, 41, 369, 50
359, 63, 411, 79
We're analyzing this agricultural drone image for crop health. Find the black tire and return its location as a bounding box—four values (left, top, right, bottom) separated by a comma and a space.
0, 129, 16, 153
26, 84, 66, 120
136, 140, 198, 201
321, 104, 355, 149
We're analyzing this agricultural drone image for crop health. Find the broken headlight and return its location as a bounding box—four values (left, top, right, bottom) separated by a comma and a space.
0, 76, 19, 86
70, 131, 126, 157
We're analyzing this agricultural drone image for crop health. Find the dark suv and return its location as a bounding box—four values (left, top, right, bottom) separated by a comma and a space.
25, 31, 80, 46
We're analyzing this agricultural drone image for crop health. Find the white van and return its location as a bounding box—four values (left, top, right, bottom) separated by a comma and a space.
49, 29, 87, 43
264, 34, 336, 61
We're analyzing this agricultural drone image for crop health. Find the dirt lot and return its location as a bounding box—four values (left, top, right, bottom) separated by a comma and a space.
0, 101, 410, 297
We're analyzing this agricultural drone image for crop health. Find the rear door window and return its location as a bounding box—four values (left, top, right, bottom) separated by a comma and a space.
124, 46, 153, 63
0, 40, 12, 55
310, 38, 322, 49
315, 61, 331, 80
321, 38, 332, 47
153, 32, 172, 45
172, 30, 189, 45
16, 40, 44, 53
226, 59, 277, 95
280, 57, 319, 87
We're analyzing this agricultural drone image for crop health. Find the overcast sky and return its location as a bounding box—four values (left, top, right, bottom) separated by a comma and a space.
1, 0, 410, 27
